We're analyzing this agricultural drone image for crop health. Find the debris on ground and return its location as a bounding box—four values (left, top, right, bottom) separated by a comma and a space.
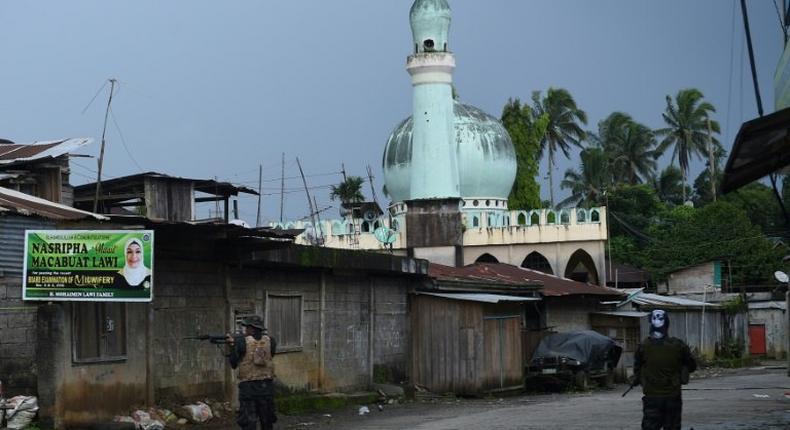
178, 401, 213, 423
4, 396, 38, 430
358, 406, 370, 415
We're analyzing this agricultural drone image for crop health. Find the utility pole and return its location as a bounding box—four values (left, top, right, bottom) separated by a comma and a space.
706, 118, 716, 202
366, 165, 379, 205
279, 153, 285, 223
256, 164, 262, 227
313, 196, 324, 245
296, 157, 318, 242
93, 78, 117, 213
341, 163, 348, 182
740, 0, 764, 116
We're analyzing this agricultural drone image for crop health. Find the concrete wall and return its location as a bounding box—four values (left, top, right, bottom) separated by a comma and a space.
543, 297, 599, 332
749, 306, 787, 359
0, 277, 38, 396
667, 262, 715, 294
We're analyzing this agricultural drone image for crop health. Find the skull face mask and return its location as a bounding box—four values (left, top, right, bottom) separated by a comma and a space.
650, 309, 669, 339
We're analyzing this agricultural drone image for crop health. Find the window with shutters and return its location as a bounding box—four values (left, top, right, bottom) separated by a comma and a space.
266, 294, 303, 352
72, 302, 127, 363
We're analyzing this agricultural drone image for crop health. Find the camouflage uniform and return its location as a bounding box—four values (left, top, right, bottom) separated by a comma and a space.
229, 316, 277, 430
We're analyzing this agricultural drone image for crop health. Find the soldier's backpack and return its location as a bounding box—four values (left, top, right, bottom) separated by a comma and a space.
251, 336, 270, 366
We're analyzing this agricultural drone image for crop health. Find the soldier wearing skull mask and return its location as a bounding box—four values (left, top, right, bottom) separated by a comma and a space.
633, 309, 697, 430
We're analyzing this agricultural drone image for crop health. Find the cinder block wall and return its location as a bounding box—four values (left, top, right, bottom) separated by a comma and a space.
0, 278, 38, 395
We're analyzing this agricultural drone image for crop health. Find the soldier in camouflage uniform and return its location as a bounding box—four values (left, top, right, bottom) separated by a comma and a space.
227, 315, 277, 430
633, 309, 697, 430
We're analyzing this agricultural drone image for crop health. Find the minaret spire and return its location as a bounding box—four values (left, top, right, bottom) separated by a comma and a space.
406, 0, 459, 200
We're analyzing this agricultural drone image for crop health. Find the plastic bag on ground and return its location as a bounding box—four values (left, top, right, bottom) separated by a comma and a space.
5, 396, 39, 430
180, 401, 213, 423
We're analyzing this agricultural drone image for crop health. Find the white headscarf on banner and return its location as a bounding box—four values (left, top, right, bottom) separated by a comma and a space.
120, 238, 150, 287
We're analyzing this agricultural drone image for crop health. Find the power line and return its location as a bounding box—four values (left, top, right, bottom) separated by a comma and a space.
108, 106, 145, 172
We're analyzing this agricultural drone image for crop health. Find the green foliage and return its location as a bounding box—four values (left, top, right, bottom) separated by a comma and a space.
721, 183, 785, 234
532, 87, 588, 206
559, 147, 609, 207
606, 184, 662, 238
653, 166, 688, 206
720, 295, 748, 315
592, 112, 659, 185
656, 88, 720, 202
640, 201, 784, 284
501, 98, 544, 210
330, 176, 365, 204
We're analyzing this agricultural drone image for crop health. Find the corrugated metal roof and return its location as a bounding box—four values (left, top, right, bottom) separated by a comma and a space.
748, 301, 786, 310
627, 292, 718, 309
417, 292, 541, 303
428, 263, 625, 298
0, 138, 91, 165
593, 311, 650, 318
72, 171, 258, 199
0, 187, 108, 220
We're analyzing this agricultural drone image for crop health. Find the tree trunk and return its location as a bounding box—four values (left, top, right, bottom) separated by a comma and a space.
681, 167, 687, 203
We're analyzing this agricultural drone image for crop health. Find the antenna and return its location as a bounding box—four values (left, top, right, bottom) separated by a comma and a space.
366, 165, 379, 205
93, 78, 117, 213
256, 164, 262, 227
280, 153, 285, 223
296, 157, 320, 245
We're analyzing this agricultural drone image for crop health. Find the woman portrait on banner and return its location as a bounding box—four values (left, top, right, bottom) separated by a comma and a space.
115, 238, 151, 289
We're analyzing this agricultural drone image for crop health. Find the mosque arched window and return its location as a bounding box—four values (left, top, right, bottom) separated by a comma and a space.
472, 216, 480, 228
529, 211, 540, 225
577, 209, 587, 223
546, 211, 557, 225
560, 210, 571, 225
517, 212, 527, 226
590, 209, 601, 223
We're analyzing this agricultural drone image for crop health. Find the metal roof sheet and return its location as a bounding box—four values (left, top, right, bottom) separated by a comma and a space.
72, 171, 258, 198
593, 311, 650, 318
628, 292, 718, 309
417, 292, 541, 303
428, 263, 625, 297
748, 301, 786, 310
0, 138, 91, 165
0, 187, 108, 220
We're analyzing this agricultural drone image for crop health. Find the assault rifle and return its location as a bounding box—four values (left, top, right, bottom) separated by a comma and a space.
183, 334, 233, 344
621, 382, 637, 397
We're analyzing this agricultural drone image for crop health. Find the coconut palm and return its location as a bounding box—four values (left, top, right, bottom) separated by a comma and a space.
656, 89, 720, 202
532, 88, 588, 207
559, 147, 610, 207
601, 113, 659, 184
652, 166, 686, 206
330, 176, 365, 204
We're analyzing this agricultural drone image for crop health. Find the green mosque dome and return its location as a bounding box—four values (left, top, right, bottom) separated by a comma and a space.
410, 0, 451, 53
383, 101, 517, 205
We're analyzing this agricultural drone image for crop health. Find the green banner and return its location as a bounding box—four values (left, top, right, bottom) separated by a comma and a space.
23, 230, 154, 302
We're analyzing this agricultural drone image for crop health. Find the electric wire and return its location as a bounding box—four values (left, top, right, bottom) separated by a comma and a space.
108, 106, 145, 172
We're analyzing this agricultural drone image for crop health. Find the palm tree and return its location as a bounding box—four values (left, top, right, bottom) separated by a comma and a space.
532, 88, 588, 207
559, 147, 610, 207
656, 89, 720, 202
330, 176, 365, 204
597, 113, 659, 185
652, 166, 686, 206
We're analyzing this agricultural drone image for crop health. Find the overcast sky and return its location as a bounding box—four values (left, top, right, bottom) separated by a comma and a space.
0, 1, 783, 224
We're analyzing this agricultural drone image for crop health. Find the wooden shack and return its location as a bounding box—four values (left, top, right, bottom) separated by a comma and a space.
412, 263, 542, 395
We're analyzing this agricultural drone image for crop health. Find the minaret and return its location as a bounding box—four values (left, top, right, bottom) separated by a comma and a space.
407, 0, 459, 199
404, 0, 463, 267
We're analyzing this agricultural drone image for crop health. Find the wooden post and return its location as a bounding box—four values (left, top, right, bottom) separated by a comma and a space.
256, 164, 262, 227
93, 78, 117, 213
319, 272, 326, 390
707, 118, 716, 202
280, 153, 285, 223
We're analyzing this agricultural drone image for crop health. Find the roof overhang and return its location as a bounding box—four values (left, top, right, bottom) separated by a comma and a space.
416, 292, 541, 304
722, 107, 790, 193
0, 186, 108, 220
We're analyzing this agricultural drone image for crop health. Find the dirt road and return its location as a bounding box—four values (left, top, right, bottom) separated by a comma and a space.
280, 367, 789, 430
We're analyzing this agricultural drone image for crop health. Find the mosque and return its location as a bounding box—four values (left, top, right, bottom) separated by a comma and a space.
273, 0, 608, 285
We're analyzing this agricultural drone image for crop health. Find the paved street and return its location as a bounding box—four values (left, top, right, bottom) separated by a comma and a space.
282, 368, 790, 430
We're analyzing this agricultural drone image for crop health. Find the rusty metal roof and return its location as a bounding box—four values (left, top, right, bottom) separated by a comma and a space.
73, 171, 258, 198
429, 263, 625, 297
416, 292, 541, 303
0, 138, 91, 165
0, 187, 108, 220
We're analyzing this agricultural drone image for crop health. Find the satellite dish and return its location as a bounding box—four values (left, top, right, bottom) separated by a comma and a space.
374, 227, 397, 244
775, 271, 789, 284
363, 210, 378, 222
